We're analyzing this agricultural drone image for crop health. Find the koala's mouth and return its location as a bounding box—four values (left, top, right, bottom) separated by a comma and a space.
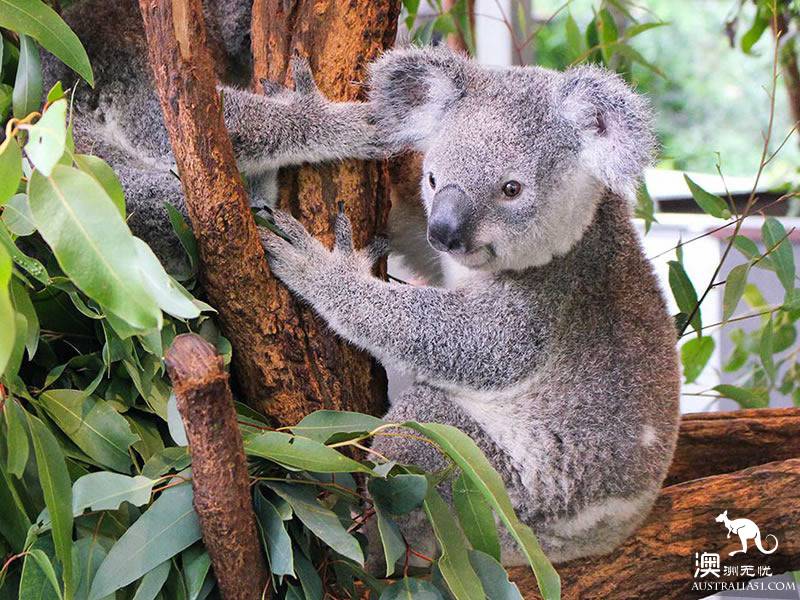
447, 244, 495, 268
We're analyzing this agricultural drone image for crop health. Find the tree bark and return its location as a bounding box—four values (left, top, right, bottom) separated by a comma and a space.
774, 13, 800, 131
165, 334, 268, 600
138, 0, 288, 419
248, 0, 400, 425
512, 458, 800, 599
666, 407, 800, 485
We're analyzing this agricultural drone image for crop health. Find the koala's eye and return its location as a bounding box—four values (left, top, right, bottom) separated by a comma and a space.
428, 172, 436, 190
502, 180, 522, 198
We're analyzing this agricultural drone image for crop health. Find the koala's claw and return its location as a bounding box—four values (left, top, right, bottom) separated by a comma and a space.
290, 55, 319, 96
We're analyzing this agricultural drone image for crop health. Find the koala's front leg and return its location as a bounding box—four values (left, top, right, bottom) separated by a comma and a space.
222, 57, 384, 179
260, 211, 538, 388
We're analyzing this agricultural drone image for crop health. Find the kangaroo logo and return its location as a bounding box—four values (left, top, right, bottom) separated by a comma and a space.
715, 510, 778, 556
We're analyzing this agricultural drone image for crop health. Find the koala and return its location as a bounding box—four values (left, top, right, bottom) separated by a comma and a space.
258, 46, 681, 565
41, 0, 378, 274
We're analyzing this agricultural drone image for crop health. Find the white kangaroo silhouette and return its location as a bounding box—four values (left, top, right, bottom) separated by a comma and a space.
715, 510, 778, 556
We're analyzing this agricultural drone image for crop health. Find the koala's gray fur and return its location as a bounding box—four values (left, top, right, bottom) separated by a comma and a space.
45, 0, 679, 565
259, 47, 680, 565
42, 0, 377, 272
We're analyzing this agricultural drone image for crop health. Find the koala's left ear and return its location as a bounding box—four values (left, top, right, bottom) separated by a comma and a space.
368, 46, 469, 152
559, 66, 656, 200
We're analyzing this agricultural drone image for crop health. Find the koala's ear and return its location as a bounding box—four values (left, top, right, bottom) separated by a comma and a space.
559, 66, 656, 201
368, 46, 469, 151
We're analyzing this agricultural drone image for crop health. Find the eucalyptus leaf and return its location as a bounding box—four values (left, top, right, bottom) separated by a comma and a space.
291, 410, 384, 444
369, 474, 427, 515
680, 336, 715, 384
90, 482, 201, 600
73, 154, 126, 217
0, 137, 22, 205
294, 547, 323, 600
20, 547, 63, 600
379, 577, 443, 600
267, 482, 364, 565
73, 537, 111, 600
29, 165, 163, 330
762, 217, 795, 294
714, 384, 769, 409
182, 546, 211, 600
684, 175, 730, 219
3, 193, 35, 237
131, 560, 171, 600
668, 260, 701, 333
39, 389, 138, 472
453, 472, 501, 561
403, 422, 560, 600
133, 238, 201, 320
722, 263, 750, 322
423, 486, 483, 600
244, 431, 373, 474
22, 99, 67, 176
253, 488, 294, 577
469, 550, 524, 600
12, 35, 42, 119
4, 398, 28, 478
0, 0, 94, 85
0, 244, 15, 375
27, 414, 73, 598
142, 446, 191, 479
166, 393, 188, 446
10, 280, 39, 359
374, 506, 405, 577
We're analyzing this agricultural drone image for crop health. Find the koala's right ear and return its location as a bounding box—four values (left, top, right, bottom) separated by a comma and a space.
368, 46, 469, 151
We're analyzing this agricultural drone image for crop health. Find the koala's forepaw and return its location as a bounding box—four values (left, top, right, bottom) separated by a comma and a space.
259, 210, 326, 297
333, 208, 389, 271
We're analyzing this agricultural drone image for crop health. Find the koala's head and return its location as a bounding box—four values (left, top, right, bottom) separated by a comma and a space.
369, 47, 655, 272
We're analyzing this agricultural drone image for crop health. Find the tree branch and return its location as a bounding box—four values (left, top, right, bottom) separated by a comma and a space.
165, 334, 268, 600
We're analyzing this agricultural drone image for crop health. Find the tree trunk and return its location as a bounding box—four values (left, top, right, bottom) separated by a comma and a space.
248, 0, 400, 425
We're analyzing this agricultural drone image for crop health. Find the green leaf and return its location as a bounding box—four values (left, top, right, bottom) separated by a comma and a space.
267, 482, 364, 565
20, 547, 63, 600
73, 536, 111, 600
760, 316, 775, 382
166, 203, 198, 270
132, 238, 200, 320
0, 243, 15, 375
12, 35, 42, 119
0, 0, 94, 85
0, 137, 22, 205
683, 175, 730, 219
253, 488, 294, 578
4, 398, 28, 478
732, 235, 772, 269
598, 9, 618, 63
368, 474, 427, 515
182, 546, 211, 600
379, 578, 444, 600
141, 446, 191, 479
72, 471, 154, 513
294, 547, 323, 600
565, 14, 583, 59
29, 165, 163, 330
680, 336, 715, 384
0, 83, 11, 121
634, 185, 657, 233
624, 21, 668, 39
73, 154, 126, 217
741, 10, 769, 54
291, 410, 385, 444
131, 560, 171, 600
90, 481, 201, 600
469, 550, 524, 600
403, 422, 560, 600
10, 280, 39, 358
244, 431, 373, 474
722, 263, 750, 322
46, 81, 65, 104
39, 389, 138, 472
713, 384, 769, 409
22, 98, 67, 176
0, 221, 49, 284
667, 260, 701, 333
762, 217, 795, 294
423, 486, 483, 600
374, 506, 405, 577
0, 460, 30, 551
453, 473, 500, 562
27, 413, 73, 598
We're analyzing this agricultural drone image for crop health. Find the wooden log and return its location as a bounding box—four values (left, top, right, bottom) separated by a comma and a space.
138, 0, 284, 417
246, 0, 400, 424
510, 458, 800, 599
667, 407, 800, 485
165, 334, 268, 600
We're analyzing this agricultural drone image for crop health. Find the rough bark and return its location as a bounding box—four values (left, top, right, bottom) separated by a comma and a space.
248, 0, 400, 424
138, 0, 287, 419
165, 334, 268, 600
774, 13, 800, 130
666, 407, 800, 485
511, 458, 800, 599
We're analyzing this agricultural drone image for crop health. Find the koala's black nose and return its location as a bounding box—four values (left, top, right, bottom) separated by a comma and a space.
428, 220, 466, 252
427, 185, 471, 253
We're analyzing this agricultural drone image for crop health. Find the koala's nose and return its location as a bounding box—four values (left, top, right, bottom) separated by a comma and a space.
428, 220, 466, 252
428, 185, 471, 253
